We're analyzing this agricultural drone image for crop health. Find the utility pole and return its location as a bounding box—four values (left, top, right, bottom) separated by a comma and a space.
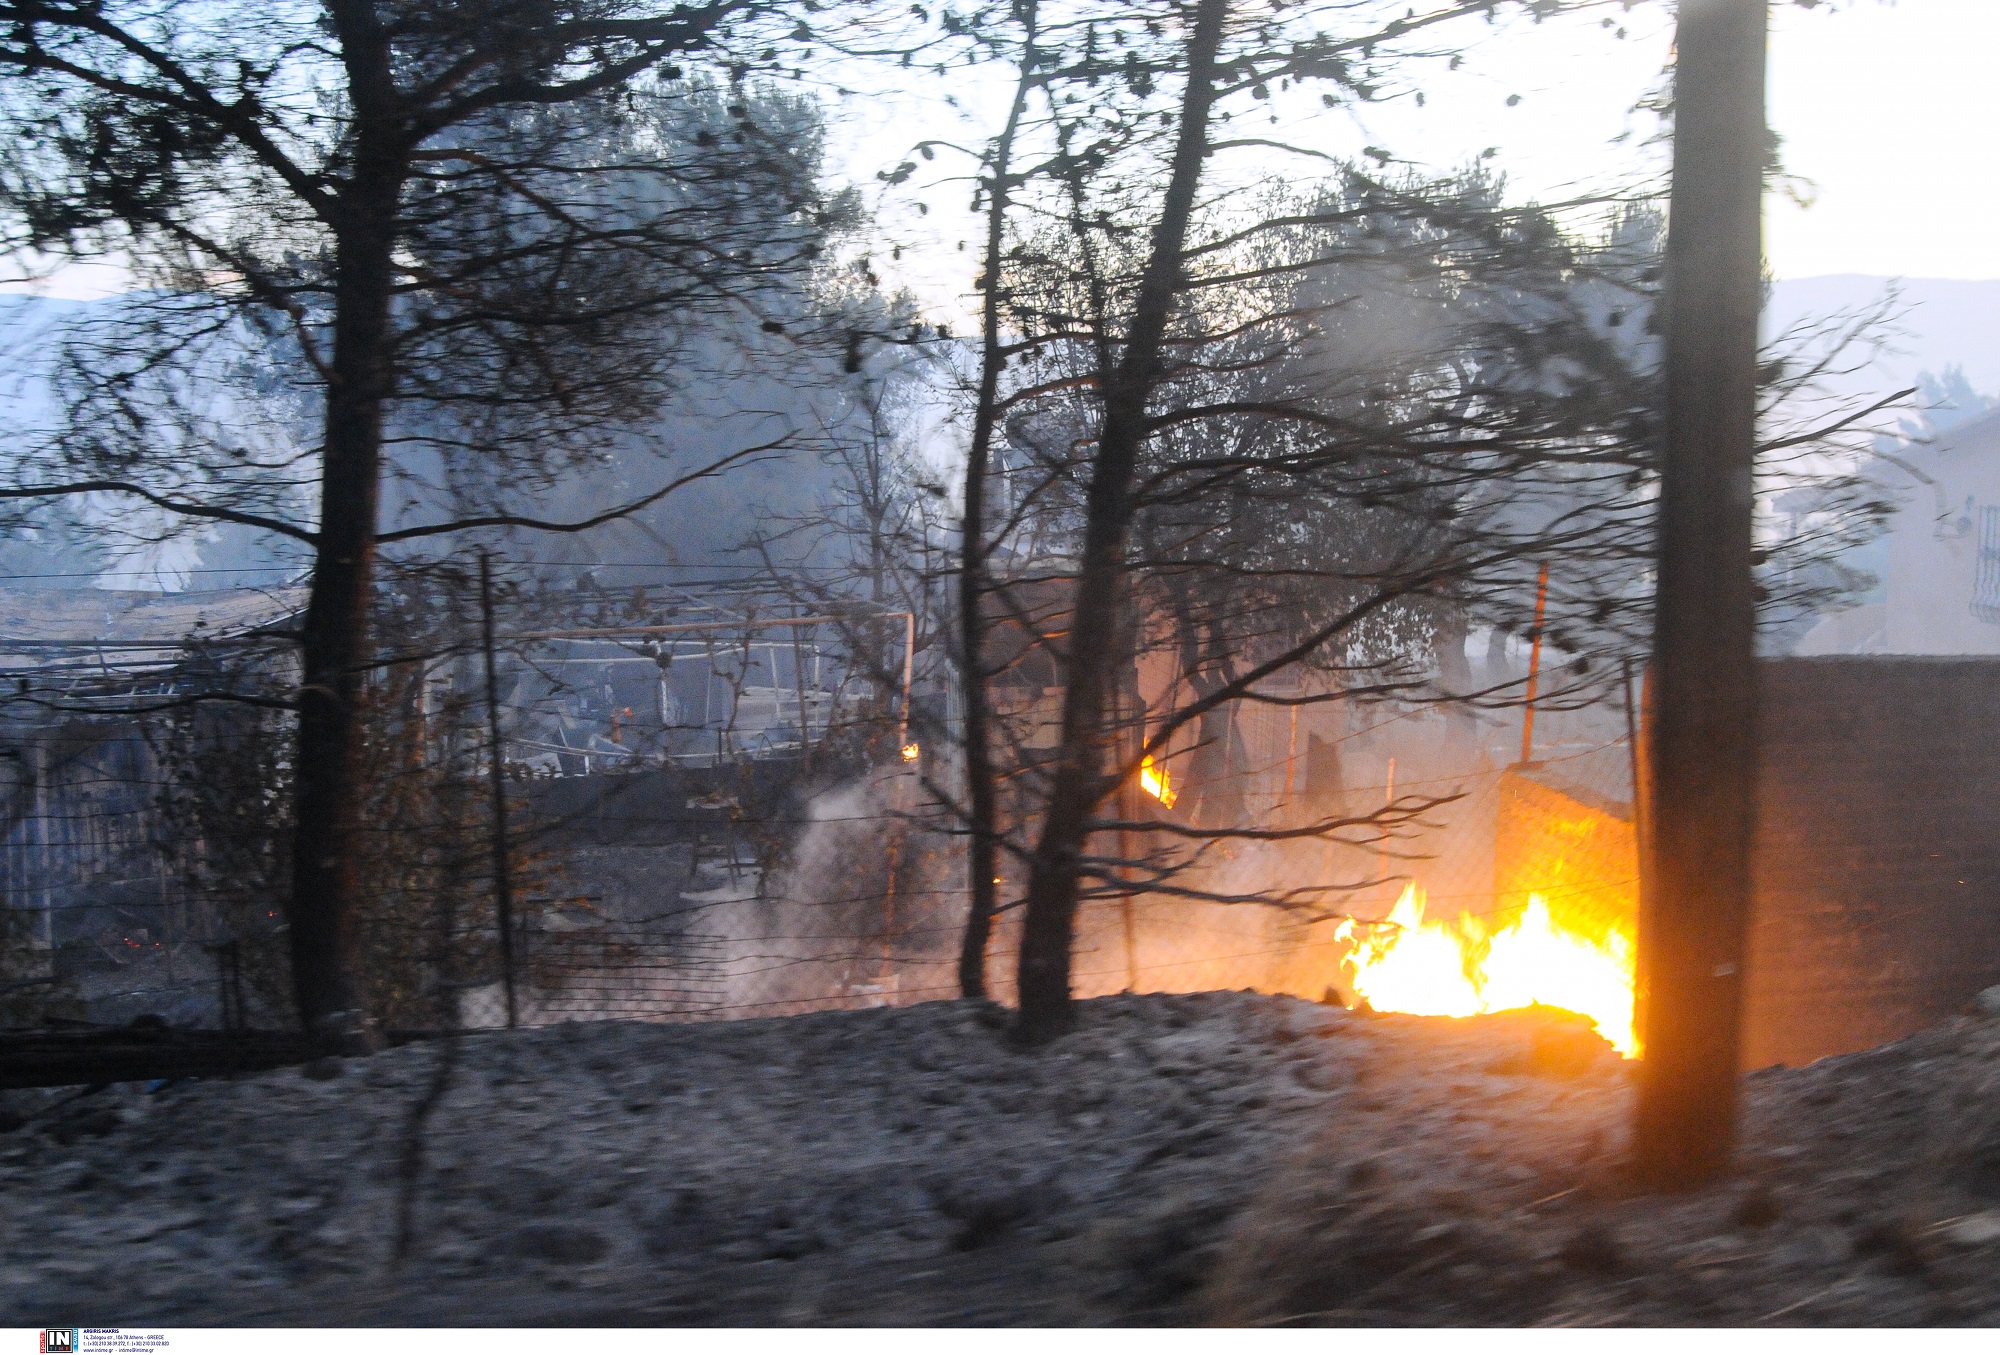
478, 552, 519, 1029
1634, 0, 1767, 1187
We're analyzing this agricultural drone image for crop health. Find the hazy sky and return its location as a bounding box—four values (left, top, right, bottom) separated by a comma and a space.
7, 0, 1995, 302
825, 0, 2000, 321
1216, 0, 2000, 283
1432, 0, 2000, 283
1766, 0, 2000, 280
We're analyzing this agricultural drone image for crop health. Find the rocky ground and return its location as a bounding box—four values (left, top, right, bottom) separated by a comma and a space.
3, 991, 2000, 1326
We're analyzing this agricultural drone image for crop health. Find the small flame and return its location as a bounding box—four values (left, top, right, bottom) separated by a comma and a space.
1335, 883, 1637, 1057
901, 742, 921, 762
1139, 754, 1177, 807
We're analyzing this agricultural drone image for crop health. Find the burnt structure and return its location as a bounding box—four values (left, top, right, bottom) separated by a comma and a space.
0, 586, 305, 1023
0, 580, 910, 1031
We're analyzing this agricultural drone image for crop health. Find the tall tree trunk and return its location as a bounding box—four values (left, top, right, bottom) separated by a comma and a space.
1633, 0, 1766, 1187
957, 4, 1038, 1000
1013, 0, 1231, 1044
287, 149, 402, 1050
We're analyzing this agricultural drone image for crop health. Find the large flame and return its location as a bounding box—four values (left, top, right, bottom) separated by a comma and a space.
1139, 754, 1177, 808
1335, 883, 1638, 1057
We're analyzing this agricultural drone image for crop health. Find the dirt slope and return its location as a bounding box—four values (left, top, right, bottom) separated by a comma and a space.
3, 992, 1998, 1326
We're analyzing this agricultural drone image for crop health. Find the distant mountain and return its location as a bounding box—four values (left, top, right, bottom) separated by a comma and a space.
0, 292, 87, 432
1768, 275, 2000, 402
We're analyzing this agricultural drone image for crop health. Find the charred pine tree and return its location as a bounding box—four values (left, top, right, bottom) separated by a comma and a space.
932, 0, 1887, 1044
0, 2, 838, 1048
964, 0, 1637, 1043
956, 0, 1042, 1001
1010, 0, 1233, 1042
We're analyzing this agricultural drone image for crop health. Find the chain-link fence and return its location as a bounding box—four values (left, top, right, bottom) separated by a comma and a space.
0, 573, 967, 1039
0, 571, 1642, 1053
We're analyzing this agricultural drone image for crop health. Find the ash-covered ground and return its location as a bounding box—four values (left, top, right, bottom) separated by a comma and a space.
4, 992, 2000, 1326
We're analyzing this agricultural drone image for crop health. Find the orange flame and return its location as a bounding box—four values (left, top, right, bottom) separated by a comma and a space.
1335, 883, 1638, 1057
901, 742, 921, 762
1139, 754, 1177, 808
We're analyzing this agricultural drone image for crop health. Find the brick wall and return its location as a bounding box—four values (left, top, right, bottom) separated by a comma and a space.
1490, 658, 2000, 1069
1746, 657, 2000, 1067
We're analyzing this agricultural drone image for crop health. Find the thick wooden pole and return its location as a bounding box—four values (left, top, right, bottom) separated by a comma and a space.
1633, 0, 1767, 1188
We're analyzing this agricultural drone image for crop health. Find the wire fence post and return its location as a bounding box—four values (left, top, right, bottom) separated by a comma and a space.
1520, 561, 1550, 766
213, 940, 244, 1031
478, 552, 519, 1029
791, 609, 812, 757
29, 738, 51, 954
870, 612, 921, 996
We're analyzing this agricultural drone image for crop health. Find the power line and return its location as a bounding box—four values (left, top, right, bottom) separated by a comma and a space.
0, 560, 861, 582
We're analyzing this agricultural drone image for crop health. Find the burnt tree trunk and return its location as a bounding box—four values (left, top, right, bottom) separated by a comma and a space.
286, 46, 407, 1048
957, 5, 1039, 1000
1633, 0, 1767, 1187
1013, 0, 1231, 1044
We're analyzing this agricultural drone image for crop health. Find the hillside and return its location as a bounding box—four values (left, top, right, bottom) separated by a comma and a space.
1768, 275, 2000, 401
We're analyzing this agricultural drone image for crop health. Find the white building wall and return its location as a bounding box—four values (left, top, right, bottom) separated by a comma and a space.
1800, 407, 2000, 655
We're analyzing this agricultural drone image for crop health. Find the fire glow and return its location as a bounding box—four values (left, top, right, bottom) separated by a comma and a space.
1139, 754, 1177, 808
1334, 883, 1639, 1058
